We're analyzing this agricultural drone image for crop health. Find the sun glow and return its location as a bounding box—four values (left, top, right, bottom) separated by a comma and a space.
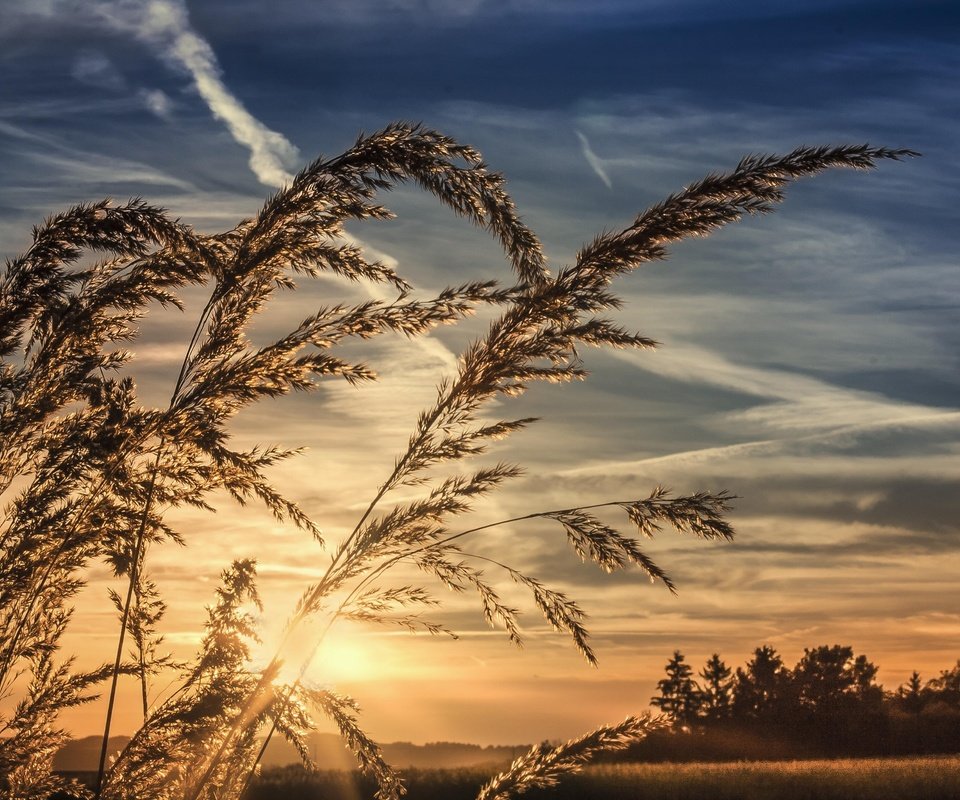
308, 628, 386, 685
249, 610, 388, 689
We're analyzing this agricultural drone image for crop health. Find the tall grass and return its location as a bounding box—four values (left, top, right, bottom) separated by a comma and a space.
247, 757, 960, 800
522, 757, 960, 800
0, 123, 914, 799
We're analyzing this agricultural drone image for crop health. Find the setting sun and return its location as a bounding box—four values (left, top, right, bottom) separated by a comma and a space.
251, 612, 392, 689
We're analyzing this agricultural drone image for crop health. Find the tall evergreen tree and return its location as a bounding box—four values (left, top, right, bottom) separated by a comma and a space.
898, 671, 924, 715
699, 653, 732, 722
732, 645, 791, 721
651, 650, 702, 728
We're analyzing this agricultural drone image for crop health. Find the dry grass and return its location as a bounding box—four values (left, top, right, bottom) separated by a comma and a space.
546, 756, 960, 800
247, 756, 960, 800
0, 123, 915, 800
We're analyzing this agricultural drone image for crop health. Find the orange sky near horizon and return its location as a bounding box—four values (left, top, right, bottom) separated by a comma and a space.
23, 374, 960, 746
3, 187, 958, 749
2, 0, 959, 755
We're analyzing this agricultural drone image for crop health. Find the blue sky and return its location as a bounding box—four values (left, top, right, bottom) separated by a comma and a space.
1, 0, 958, 744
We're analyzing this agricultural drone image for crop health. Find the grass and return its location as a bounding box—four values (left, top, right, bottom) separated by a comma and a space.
246, 756, 960, 800
556, 757, 960, 800
0, 121, 917, 800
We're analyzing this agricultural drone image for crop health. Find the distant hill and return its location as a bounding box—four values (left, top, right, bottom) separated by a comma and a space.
53, 736, 131, 772
260, 733, 529, 769
53, 733, 528, 772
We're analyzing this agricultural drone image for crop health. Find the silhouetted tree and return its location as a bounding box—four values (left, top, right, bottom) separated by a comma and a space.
732, 645, 791, 722
651, 651, 702, 728
897, 671, 924, 715
888, 670, 927, 754
913, 661, 960, 754
927, 661, 960, 708
632, 647, 960, 761
698, 654, 732, 722
793, 645, 881, 714
853, 654, 884, 708
791, 645, 884, 753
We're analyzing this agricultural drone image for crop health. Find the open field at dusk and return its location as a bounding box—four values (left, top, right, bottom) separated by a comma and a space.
3, 3, 958, 799
245, 756, 960, 800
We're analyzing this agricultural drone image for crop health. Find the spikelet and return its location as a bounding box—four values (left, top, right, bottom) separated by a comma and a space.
0, 125, 914, 800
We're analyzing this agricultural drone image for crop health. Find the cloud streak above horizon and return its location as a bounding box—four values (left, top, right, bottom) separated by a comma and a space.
1, 0, 957, 745
90, 0, 298, 187
575, 129, 613, 188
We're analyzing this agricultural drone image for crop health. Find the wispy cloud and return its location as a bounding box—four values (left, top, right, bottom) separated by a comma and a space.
0, 119, 198, 202
609, 343, 954, 436
575, 129, 612, 189
558, 412, 960, 479
89, 0, 299, 187
138, 87, 173, 120
71, 50, 126, 92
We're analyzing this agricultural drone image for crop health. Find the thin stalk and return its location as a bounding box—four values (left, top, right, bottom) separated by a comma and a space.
240, 500, 643, 788
93, 284, 225, 798
0, 245, 210, 645
0, 276, 221, 684
134, 582, 149, 720
347, 499, 647, 602
93, 462, 160, 798
190, 264, 540, 799
323, 386, 463, 580
186, 376, 470, 800
0, 428, 157, 684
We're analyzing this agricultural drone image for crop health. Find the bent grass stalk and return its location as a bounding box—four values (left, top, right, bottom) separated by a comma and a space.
0, 125, 915, 800
191, 140, 913, 798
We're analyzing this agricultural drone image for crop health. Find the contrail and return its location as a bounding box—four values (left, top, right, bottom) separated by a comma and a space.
575, 129, 612, 189
80, 1, 468, 389
91, 0, 298, 187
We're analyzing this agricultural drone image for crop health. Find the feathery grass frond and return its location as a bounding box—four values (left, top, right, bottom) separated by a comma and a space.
311, 689, 405, 800
476, 715, 664, 800
0, 127, 914, 800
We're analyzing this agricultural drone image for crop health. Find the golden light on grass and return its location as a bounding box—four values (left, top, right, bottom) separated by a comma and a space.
0, 126, 916, 799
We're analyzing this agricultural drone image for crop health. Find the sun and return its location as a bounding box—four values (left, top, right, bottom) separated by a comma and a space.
249, 611, 385, 688
309, 628, 384, 684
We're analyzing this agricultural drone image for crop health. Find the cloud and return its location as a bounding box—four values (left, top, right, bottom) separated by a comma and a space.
554, 410, 960, 487
0, 119, 197, 198
21, 147, 196, 193
139, 87, 173, 120
608, 343, 954, 435
89, 0, 299, 187
71, 50, 126, 91
150, 0, 874, 32
575, 130, 612, 189
5, 3, 957, 733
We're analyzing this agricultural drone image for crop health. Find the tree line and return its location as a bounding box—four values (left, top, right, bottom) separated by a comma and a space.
616, 646, 960, 761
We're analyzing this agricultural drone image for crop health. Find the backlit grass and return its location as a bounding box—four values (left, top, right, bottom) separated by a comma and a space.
247, 756, 960, 800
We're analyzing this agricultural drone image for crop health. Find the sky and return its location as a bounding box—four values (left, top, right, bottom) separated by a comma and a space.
1, 0, 958, 748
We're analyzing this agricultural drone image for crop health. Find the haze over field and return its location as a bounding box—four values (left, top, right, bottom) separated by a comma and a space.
1, 0, 958, 746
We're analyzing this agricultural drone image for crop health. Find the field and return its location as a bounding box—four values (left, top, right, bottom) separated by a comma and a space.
246, 756, 960, 800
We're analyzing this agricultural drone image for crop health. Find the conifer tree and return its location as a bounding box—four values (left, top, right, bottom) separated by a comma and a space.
898, 671, 924, 715
732, 645, 791, 721
699, 653, 733, 722
651, 650, 702, 728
